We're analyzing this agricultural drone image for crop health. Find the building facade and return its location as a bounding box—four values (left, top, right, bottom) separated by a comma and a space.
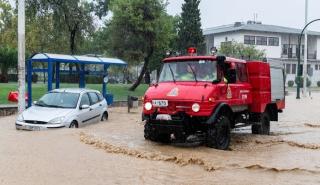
204, 21, 320, 87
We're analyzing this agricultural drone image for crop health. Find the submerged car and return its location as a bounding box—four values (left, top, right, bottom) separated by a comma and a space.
16, 88, 108, 131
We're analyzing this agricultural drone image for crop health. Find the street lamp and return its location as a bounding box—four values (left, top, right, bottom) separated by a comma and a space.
297, 18, 320, 99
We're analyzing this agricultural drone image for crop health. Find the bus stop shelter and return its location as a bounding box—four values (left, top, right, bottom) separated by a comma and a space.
27, 53, 127, 107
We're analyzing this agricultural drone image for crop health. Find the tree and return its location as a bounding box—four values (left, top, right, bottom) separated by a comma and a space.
149, 15, 180, 76
218, 41, 266, 60
106, 0, 166, 91
0, 0, 17, 48
0, 46, 18, 82
26, 0, 108, 55
177, 0, 205, 54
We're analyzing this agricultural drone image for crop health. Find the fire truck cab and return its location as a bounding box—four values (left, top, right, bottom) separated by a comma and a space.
142, 49, 285, 150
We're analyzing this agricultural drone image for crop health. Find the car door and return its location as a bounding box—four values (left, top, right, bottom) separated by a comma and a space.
78, 93, 95, 125
88, 92, 102, 123
95, 92, 106, 116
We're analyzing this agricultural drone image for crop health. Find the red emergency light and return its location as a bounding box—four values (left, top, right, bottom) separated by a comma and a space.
187, 47, 197, 55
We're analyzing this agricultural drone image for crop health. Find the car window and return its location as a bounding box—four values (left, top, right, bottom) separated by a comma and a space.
80, 93, 90, 107
96, 92, 104, 102
88, 92, 99, 105
36, 92, 79, 109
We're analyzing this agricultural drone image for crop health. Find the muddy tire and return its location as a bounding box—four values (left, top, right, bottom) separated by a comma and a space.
252, 113, 270, 135
144, 122, 157, 141
144, 122, 169, 143
206, 115, 231, 150
69, 120, 78, 128
101, 111, 108, 121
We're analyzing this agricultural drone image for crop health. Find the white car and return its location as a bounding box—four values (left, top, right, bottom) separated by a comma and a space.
16, 88, 108, 131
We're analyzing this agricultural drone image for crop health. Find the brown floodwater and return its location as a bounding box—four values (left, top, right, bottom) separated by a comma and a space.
1, 92, 320, 185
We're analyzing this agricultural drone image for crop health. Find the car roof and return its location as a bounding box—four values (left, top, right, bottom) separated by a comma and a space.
50, 88, 100, 94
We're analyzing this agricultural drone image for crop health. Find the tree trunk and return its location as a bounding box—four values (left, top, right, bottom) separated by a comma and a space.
70, 29, 80, 72
144, 70, 150, 84
129, 59, 149, 91
70, 29, 76, 55
129, 47, 154, 91
0, 67, 8, 83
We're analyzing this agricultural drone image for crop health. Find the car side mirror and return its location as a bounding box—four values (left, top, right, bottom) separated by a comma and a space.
227, 69, 237, 84
80, 104, 90, 110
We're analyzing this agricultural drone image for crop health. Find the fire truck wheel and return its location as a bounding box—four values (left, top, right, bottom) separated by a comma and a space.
252, 113, 270, 135
206, 115, 231, 150
144, 122, 170, 143
144, 122, 156, 141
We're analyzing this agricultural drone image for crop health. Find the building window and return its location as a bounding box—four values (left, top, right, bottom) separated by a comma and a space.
282, 44, 288, 55
286, 64, 291, 74
315, 64, 319, 71
268, 37, 279, 46
244, 35, 255, 45
256, 36, 267, 45
295, 45, 305, 57
292, 64, 297, 74
307, 64, 312, 76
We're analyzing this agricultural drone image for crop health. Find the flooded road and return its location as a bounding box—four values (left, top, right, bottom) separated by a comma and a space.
1, 92, 320, 185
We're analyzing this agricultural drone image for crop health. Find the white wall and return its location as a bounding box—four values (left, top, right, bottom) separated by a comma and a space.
317, 37, 320, 60
213, 32, 244, 48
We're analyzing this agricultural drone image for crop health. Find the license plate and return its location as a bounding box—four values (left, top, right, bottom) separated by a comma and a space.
26, 125, 41, 131
152, 100, 168, 107
156, 114, 172, 121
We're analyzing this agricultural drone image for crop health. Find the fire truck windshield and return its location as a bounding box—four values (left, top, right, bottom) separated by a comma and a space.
159, 60, 217, 82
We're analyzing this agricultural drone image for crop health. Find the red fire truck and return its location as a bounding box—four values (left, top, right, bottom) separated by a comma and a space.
142, 48, 285, 150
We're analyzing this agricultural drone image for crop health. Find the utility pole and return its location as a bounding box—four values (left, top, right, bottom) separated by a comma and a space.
18, 0, 26, 113
303, 0, 308, 97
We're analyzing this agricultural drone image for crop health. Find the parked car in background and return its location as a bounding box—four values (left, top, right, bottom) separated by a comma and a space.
16, 88, 108, 131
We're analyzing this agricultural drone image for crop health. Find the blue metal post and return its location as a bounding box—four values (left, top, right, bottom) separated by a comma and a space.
79, 64, 85, 88
102, 64, 109, 97
27, 60, 32, 107
48, 60, 53, 91
55, 62, 60, 89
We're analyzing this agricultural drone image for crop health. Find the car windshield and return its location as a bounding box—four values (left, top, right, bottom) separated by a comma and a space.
159, 60, 217, 82
35, 92, 80, 109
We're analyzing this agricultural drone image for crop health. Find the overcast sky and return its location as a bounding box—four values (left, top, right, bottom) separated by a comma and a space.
167, 0, 320, 31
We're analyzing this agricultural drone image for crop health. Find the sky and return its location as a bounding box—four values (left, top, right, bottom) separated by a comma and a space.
166, 0, 320, 31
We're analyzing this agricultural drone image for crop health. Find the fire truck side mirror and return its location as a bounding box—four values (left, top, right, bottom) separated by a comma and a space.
216, 56, 226, 67
150, 80, 158, 87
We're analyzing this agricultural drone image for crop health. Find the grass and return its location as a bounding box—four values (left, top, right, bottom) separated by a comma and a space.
0, 83, 148, 105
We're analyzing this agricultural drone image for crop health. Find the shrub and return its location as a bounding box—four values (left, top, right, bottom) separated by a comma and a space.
295, 76, 311, 87
317, 81, 320, 87
288, 80, 294, 87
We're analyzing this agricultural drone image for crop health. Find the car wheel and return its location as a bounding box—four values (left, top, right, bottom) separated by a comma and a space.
69, 120, 78, 128
206, 115, 231, 150
101, 111, 109, 121
252, 113, 270, 135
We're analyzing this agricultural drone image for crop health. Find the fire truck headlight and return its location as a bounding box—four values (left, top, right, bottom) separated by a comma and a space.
192, 103, 200, 112
144, 102, 152, 111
